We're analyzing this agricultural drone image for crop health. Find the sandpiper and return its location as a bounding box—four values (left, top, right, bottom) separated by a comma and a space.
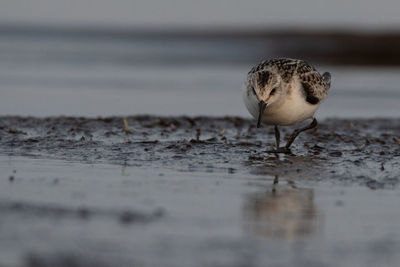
243, 58, 331, 153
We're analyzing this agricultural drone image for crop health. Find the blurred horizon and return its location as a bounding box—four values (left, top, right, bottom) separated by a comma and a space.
2, 22, 400, 67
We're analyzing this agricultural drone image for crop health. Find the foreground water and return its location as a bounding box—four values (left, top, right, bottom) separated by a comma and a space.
1, 116, 400, 267
2, 156, 400, 267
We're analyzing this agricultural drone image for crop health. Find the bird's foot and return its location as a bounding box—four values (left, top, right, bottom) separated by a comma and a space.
266, 147, 292, 154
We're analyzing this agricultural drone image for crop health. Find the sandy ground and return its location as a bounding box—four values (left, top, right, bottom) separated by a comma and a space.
1, 116, 400, 267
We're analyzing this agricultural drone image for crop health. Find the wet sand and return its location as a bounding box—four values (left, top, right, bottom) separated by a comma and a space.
1, 116, 400, 267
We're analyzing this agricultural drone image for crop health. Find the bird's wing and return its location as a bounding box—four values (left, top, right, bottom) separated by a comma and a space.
295, 61, 330, 105
248, 58, 331, 105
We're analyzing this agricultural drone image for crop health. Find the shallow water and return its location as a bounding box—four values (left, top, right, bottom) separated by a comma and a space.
2, 156, 400, 267
0, 32, 399, 118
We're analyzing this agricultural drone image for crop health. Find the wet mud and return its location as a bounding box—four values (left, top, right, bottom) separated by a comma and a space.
1, 116, 399, 188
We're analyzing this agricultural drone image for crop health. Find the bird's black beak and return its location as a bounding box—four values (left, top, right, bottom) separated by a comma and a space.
257, 101, 267, 128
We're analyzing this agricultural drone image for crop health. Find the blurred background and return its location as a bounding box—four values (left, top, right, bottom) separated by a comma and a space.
0, 0, 399, 118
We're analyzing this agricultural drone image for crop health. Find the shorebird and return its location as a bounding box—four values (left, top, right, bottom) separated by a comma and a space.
243, 58, 331, 153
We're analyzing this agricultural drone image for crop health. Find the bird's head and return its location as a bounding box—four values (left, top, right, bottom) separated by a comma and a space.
247, 71, 284, 127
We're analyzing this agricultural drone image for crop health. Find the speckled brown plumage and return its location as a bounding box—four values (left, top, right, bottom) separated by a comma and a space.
248, 58, 330, 104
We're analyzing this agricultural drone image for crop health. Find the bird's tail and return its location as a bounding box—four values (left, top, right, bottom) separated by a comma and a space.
322, 72, 331, 89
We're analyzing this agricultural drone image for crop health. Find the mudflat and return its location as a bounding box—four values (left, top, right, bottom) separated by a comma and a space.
1, 116, 400, 267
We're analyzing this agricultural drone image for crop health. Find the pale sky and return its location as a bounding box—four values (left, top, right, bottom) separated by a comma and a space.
1, 0, 400, 30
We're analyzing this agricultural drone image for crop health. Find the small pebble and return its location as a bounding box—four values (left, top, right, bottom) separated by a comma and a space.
228, 168, 236, 174
329, 151, 343, 157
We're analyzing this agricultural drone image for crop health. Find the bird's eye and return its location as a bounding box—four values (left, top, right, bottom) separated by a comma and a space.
270, 88, 277, 95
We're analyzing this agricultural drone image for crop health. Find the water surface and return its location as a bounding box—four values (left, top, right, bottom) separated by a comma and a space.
0, 31, 399, 118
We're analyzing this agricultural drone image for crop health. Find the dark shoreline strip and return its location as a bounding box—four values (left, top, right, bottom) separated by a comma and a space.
1, 24, 400, 66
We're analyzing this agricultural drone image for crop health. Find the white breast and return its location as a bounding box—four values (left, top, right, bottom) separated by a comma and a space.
263, 90, 319, 125
243, 81, 320, 126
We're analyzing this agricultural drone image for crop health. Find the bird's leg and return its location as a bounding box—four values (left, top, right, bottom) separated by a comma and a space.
285, 118, 318, 149
274, 125, 280, 149
266, 126, 291, 154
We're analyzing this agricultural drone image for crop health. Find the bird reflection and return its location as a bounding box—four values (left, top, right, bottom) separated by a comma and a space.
243, 175, 319, 240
